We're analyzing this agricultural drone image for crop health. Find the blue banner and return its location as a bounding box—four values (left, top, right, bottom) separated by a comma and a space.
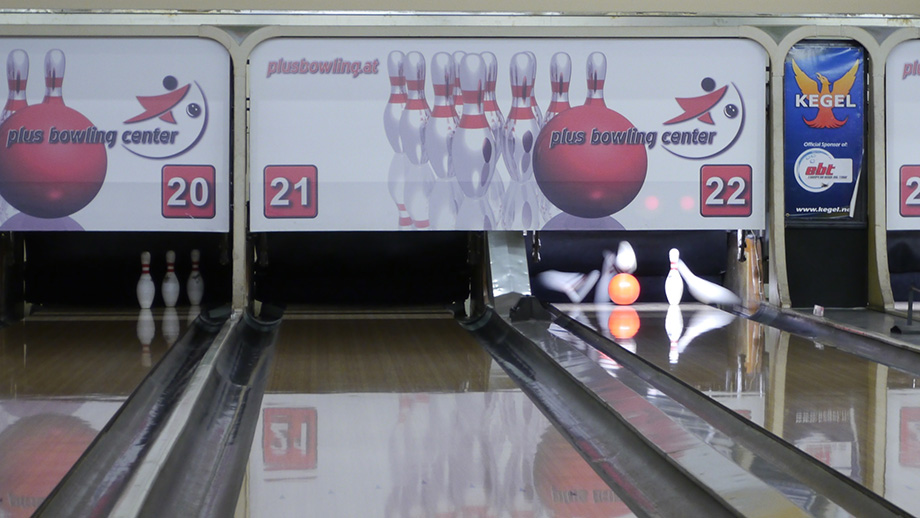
784, 43, 865, 221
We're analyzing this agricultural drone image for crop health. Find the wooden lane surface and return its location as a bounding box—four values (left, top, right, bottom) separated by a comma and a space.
0, 310, 190, 396
266, 313, 502, 393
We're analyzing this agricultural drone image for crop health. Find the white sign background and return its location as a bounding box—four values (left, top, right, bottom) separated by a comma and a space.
0, 38, 230, 232
886, 40, 920, 230
250, 38, 767, 232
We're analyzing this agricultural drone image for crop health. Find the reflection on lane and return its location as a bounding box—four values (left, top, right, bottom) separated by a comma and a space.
247, 392, 635, 518
0, 310, 191, 515
566, 303, 920, 516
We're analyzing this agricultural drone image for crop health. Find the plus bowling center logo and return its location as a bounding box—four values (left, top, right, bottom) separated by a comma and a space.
0, 47, 209, 226
534, 66, 746, 221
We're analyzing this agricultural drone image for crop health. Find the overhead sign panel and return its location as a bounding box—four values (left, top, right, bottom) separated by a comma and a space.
250, 38, 767, 231
0, 38, 230, 231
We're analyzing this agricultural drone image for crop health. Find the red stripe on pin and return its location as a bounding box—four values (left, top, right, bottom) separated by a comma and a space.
508, 106, 535, 120
406, 98, 429, 110
459, 114, 488, 129
387, 93, 408, 103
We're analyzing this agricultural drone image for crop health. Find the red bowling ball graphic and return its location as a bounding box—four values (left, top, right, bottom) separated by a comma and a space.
0, 414, 97, 517
0, 49, 107, 220
533, 105, 647, 219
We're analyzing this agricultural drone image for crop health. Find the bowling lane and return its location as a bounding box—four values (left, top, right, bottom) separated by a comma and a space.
562, 303, 920, 517
239, 311, 638, 517
0, 308, 194, 516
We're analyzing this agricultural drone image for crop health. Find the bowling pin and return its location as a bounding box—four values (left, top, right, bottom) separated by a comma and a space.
399, 51, 430, 166
525, 51, 543, 127
404, 161, 435, 230
666, 304, 684, 364
451, 51, 466, 111
0, 49, 28, 124
136, 251, 155, 309
425, 52, 458, 180
385, 51, 412, 230
544, 52, 571, 123
450, 53, 498, 200
537, 269, 600, 303
187, 249, 204, 305
677, 307, 735, 353
665, 248, 684, 305
614, 241, 637, 274
424, 52, 461, 229
676, 258, 742, 306
43, 49, 65, 105
384, 50, 407, 154
585, 51, 606, 107
481, 51, 507, 217
502, 52, 541, 183
162, 250, 180, 308
595, 249, 617, 303
137, 309, 154, 368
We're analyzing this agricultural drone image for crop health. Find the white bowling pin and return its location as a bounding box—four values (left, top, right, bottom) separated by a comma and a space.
537, 269, 600, 303
666, 304, 684, 364
676, 258, 742, 306
503, 52, 541, 183
136, 251, 155, 309
614, 241, 637, 274
500, 176, 539, 229
383, 50, 407, 153
595, 249, 617, 304
162, 250, 180, 308
0, 49, 28, 124
451, 50, 466, 111
425, 52, 458, 180
399, 51, 430, 166
585, 52, 606, 107
187, 249, 204, 305
43, 49, 65, 105
544, 52, 571, 123
481, 51, 506, 218
450, 53, 498, 200
525, 51, 543, 127
665, 248, 684, 305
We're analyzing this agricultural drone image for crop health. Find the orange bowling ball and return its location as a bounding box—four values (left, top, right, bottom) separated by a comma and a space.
607, 306, 641, 339
608, 273, 640, 305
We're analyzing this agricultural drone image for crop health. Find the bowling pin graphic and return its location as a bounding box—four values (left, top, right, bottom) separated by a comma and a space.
187, 249, 204, 305
501, 52, 542, 229
481, 51, 506, 217
43, 49, 65, 105
399, 52, 434, 229
425, 53, 462, 230
451, 51, 466, 112
0, 49, 28, 124
384, 50, 407, 154
385, 51, 413, 230
137, 251, 155, 309
452, 53, 498, 229
162, 250, 180, 307
665, 248, 684, 305
544, 52, 571, 123
525, 51, 543, 127
585, 51, 607, 107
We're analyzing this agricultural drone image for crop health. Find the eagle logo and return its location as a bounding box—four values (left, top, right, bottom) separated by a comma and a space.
791, 59, 859, 129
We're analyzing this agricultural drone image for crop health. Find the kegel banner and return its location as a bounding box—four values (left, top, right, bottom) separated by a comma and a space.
784, 42, 865, 222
